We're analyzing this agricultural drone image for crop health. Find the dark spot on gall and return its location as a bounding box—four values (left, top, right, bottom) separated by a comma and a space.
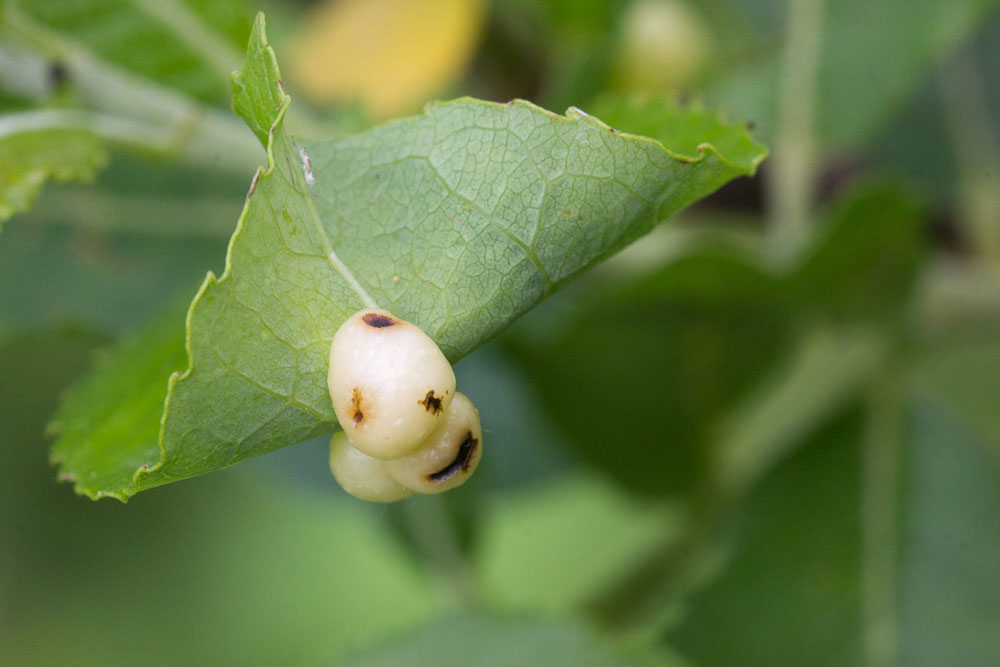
419, 390, 444, 414
351, 387, 364, 424
362, 313, 396, 328
746, 120, 757, 131
428, 432, 478, 482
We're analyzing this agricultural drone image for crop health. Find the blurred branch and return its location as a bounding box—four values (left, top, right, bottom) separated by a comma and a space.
131, 0, 244, 81
0, 4, 261, 173
917, 259, 1000, 337
0, 107, 252, 171
715, 325, 888, 496
584, 487, 728, 639
861, 365, 904, 667
25, 186, 239, 238
397, 495, 482, 610
767, 0, 825, 256
938, 48, 1000, 270
590, 325, 889, 635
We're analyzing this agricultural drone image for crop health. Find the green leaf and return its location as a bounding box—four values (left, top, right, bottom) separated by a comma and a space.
0, 194, 229, 337
509, 184, 921, 498
6, 0, 252, 104
898, 400, 1000, 666
669, 408, 868, 666
790, 184, 926, 322
48, 301, 189, 498
668, 396, 1000, 666
475, 473, 683, 612
715, 324, 888, 496
1, 334, 442, 665
0, 112, 107, 227
916, 339, 1000, 454
51, 13, 766, 500
0, 153, 240, 340
509, 244, 792, 497
705, 0, 1000, 148
586, 94, 767, 174
873, 15, 1000, 207
338, 612, 683, 667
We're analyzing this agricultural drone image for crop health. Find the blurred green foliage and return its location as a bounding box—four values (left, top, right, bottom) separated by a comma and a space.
2, 0, 1000, 665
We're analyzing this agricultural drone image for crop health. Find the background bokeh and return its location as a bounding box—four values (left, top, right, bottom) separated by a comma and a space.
2, 1, 999, 664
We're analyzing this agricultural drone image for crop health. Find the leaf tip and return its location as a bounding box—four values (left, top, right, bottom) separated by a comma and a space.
231, 11, 290, 148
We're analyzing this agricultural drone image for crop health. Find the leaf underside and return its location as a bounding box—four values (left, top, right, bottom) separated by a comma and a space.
50, 12, 767, 501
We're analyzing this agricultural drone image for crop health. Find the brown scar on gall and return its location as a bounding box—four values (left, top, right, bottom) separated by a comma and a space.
362, 313, 396, 328
428, 432, 478, 482
351, 387, 364, 424
419, 389, 444, 414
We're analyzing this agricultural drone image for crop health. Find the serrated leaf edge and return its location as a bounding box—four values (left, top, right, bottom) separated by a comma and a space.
424, 97, 767, 176
46, 13, 287, 501
130, 13, 291, 500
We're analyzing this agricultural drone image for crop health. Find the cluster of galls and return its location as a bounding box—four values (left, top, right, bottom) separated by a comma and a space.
326, 309, 483, 502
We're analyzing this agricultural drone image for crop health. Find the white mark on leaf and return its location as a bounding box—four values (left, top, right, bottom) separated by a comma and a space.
299, 147, 315, 186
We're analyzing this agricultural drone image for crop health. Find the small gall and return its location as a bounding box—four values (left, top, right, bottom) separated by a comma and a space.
328, 308, 456, 459
384, 392, 483, 494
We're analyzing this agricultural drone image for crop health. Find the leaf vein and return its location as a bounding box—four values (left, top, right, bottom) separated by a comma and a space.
218, 358, 329, 423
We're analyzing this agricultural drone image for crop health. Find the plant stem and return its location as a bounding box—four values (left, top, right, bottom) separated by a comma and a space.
938, 47, 1000, 270
131, 0, 244, 82
0, 107, 239, 167
767, 0, 825, 257
585, 487, 725, 638
0, 4, 261, 173
589, 325, 890, 636
27, 187, 240, 238
716, 325, 887, 496
398, 495, 480, 609
861, 364, 904, 667
917, 261, 1000, 336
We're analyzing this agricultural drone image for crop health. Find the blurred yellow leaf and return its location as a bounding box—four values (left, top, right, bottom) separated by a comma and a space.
288, 0, 485, 118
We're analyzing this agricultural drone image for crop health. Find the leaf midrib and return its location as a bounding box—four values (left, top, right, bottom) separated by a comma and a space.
300, 178, 379, 310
